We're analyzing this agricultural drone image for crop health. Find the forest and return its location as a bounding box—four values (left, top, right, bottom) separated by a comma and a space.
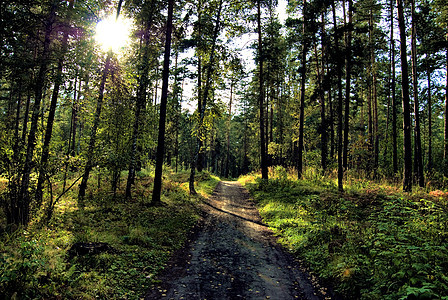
1, 0, 448, 299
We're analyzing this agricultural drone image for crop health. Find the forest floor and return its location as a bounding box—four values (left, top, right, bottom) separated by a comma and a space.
145, 181, 332, 300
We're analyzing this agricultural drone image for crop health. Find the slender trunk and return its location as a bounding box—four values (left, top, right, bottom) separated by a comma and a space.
427, 65, 432, 171
17, 2, 56, 225
196, 4, 204, 173
225, 80, 233, 178
329, 89, 335, 158
343, 0, 352, 171
391, 0, 398, 174
315, 31, 327, 173
397, 0, 413, 192
126, 15, 154, 198
411, 0, 424, 187
445, 31, 448, 175
21, 90, 31, 143
36, 1, 73, 206
197, 60, 204, 172
320, 13, 328, 172
445, 30, 448, 176
369, 10, 379, 172
12, 81, 22, 163
297, 0, 307, 179
78, 1, 123, 205
332, 1, 343, 191
190, 0, 223, 194
258, 0, 268, 180
152, 0, 174, 204
77, 53, 111, 207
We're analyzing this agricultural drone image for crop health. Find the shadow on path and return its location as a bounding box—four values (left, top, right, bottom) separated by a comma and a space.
145, 181, 333, 300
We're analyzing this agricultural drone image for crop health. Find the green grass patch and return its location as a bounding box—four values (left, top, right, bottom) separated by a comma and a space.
0, 168, 220, 299
240, 167, 448, 300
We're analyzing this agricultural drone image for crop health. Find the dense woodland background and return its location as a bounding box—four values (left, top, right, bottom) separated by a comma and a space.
0, 0, 448, 298
1, 0, 448, 224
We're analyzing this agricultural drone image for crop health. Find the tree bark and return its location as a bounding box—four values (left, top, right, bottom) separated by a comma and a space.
397, 0, 413, 192
332, 0, 343, 192
391, 0, 398, 174
126, 11, 155, 198
36, 0, 73, 206
78, 1, 123, 206
297, 0, 307, 179
152, 0, 174, 204
17, 2, 57, 225
444, 31, 448, 176
343, 0, 352, 171
77, 53, 111, 207
316, 16, 327, 173
411, 0, 424, 187
258, 0, 268, 180
427, 65, 432, 172
189, 0, 224, 194
225, 80, 233, 178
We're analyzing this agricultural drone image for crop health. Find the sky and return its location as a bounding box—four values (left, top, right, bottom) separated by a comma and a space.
181, 0, 289, 113
94, 0, 290, 113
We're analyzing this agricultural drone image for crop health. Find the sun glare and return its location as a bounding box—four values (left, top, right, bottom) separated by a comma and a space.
95, 15, 132, 53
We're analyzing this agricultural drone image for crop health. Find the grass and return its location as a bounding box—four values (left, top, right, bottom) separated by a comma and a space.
0, 168, 219, 299
240, 166, 448, 300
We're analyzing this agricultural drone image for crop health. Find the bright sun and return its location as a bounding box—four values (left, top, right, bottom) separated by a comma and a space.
95, 15, 132, 53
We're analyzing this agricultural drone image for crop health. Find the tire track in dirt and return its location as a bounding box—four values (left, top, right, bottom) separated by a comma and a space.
145, 181, 332, 299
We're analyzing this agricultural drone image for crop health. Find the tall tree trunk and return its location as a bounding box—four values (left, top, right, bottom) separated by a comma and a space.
225, 80, 233, 178
17, 2, 56, 225
391, 0, 398, 174
152, 0, 174, 204
258, 0, 268, 180
343, 0, 352, 171
78, 1, 123, 206
332, 0, 344, 192
189, 0, 223, 194
36, 0, 73, 206
297, 0, 307, 179
126, 14, 154, 198
196, 2, 204, 173
315, 21, 327, 173
445, 30, 448, 176
369, 10, 379, 173
411, 0, 424, 187
77, 53, 111, 207
397, 0, 413, 192
427, 65, 432, 172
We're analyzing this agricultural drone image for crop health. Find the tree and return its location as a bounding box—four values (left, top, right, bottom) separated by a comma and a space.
152, 0, 174, 204
397, 0, 413, 192
411, 0, 424, 187
78, 1, 124, 206
258, 0, 268, 180
189, 0, 224, 194
332, 0, 344, 192
35, 0, 74, 206
126, 0, 158, 199
343, 0, 353, 171
297, 0, 307, 179
17, 1, 58, 225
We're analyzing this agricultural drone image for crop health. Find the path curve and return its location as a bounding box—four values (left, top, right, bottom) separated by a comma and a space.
145, 181, 331, 299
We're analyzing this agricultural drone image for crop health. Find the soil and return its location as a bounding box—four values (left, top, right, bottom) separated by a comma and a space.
145, 181, 333, 300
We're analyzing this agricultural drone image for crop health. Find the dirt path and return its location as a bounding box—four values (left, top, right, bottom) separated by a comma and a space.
145, 181, 331, 299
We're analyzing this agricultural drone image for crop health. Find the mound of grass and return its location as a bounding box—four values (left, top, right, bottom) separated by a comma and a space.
0, 169, 220, 299
240, 169, 448, 299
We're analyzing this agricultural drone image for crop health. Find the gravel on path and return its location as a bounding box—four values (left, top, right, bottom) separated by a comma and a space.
145, 181, 332, 300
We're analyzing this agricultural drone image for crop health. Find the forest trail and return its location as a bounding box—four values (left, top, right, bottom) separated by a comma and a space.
145, 181, 330, 300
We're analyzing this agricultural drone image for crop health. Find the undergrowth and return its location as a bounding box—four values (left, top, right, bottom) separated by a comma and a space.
240, 167, 448, 300
0, 168, 219, 299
